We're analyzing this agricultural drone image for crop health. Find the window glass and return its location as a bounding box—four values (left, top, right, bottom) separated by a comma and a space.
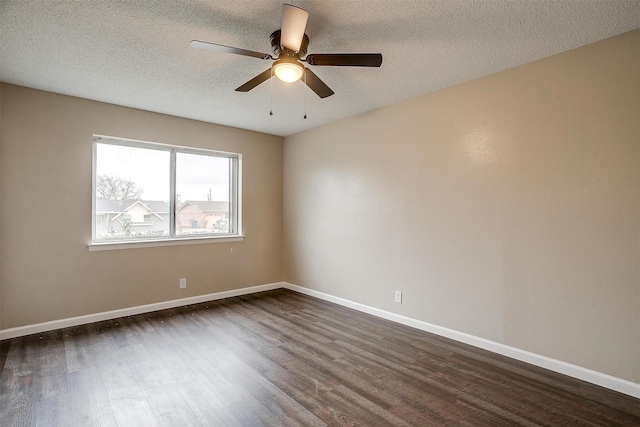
176, 152, 231, 236
93, 136, 239, 243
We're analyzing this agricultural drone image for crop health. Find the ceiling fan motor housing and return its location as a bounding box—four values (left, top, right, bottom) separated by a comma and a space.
270, 30, 309, 59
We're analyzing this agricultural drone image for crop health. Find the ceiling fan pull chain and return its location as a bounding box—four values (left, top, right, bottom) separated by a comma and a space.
269, 67, 274, 116
303, 69, 307, 119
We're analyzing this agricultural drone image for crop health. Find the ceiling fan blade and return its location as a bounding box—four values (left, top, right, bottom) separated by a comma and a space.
305, 53, 383, 67
280, 4, 308, 52
235, 68, 273, 92
304, 68, 334, 99
190, 40, 272, 60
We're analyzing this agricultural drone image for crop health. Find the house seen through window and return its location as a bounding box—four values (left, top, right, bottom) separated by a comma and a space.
92, 136, 240, 243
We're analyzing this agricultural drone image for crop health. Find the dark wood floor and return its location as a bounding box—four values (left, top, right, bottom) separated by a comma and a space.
1, 289, 638, 426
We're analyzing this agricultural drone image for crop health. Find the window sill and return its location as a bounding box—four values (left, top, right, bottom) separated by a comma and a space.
87, 235, 244, 251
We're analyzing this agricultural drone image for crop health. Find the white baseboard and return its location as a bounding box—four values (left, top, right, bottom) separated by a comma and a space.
2, 281, 637, 399
0, 282, 285, 341
281, 282, 640, 399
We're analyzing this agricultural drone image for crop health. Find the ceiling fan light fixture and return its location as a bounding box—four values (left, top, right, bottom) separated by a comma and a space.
273, 60, 304, 83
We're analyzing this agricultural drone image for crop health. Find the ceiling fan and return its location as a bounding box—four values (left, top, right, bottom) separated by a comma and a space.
190, 4, 382, 99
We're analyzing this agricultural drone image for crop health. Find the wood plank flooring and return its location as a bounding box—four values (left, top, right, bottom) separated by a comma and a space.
1, 289, 638, 426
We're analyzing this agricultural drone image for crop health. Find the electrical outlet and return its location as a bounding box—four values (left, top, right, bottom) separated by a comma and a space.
395, 290, 402, 303
179, 278, 187, 289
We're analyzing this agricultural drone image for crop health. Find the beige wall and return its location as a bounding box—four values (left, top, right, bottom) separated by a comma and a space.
284, 30, 639, 382
0, 83, 3, 330
1, 31, 638, 385
0, 84, 283, 328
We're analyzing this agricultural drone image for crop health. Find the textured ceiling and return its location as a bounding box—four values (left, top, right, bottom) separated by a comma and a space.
1, 1, 638, 137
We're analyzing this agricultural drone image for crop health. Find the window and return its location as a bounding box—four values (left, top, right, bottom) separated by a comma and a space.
92, 135, 240, 245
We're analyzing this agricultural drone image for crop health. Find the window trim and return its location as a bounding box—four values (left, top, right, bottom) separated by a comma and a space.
87, 235, 244, 251
90, 135, 242, 249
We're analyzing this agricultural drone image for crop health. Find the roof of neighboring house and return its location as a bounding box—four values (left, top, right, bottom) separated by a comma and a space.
178, 201, 228, 213
96, 199, 169, 213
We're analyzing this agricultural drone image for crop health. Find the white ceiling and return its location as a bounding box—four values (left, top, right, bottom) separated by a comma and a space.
1, 1, 638, 137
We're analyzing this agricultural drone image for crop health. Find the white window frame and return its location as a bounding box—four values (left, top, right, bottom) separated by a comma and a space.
89, 135, 243, 251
